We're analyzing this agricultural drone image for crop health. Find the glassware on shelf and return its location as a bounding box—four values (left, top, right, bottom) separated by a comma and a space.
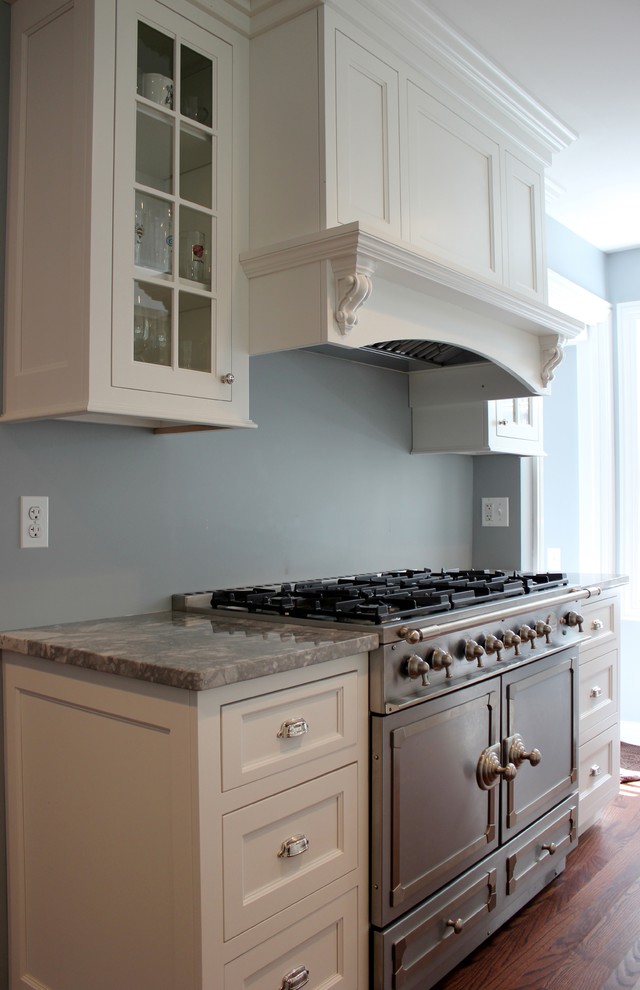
179, 292, 212, 373
134, 195, 173, 273
134, 282, 172, 366
179, 230, 206, 282
180, 44, 212, 126
140, 73, 173, 108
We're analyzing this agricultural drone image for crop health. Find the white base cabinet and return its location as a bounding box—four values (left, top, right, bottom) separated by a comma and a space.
2, 653, 369, 989
3, 0, 253, 430
577, 589, 621, 834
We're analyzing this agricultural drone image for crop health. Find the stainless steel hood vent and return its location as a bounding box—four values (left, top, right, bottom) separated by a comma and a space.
306, 339, 487, 374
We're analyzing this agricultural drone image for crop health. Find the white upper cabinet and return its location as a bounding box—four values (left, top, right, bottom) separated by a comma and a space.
3, 0, 253, 430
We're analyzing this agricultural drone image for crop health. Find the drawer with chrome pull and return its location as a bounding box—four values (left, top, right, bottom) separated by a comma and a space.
220, 671, 359, 791
580, 595, 618, 649
578, 647, 618, 743
578, 723, 620, 833
505, 798, 577, 897
222, 763, 358, 938
224, 887, 358, 989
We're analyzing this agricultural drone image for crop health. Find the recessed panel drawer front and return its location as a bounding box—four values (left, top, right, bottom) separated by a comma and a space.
222, 764, 358, 939
224, 887, 358, 990
579, 724, 620, 828
505, 798, 577, 897
582, 596, 618, 649
579, 648, 618, 742
373, 855, 499, 990
220, 670, 358, 790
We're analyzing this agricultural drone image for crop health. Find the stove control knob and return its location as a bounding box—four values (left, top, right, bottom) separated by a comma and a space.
405, 654, 430, 686
519, 624, 536, 648
465, 639, 485, 668
430, 647, 453, 678
564, 610, 585, 632
503, 630, 521, 655
399, 626, 422, 644
535, 620, 552, 643
484, 634, 503, 660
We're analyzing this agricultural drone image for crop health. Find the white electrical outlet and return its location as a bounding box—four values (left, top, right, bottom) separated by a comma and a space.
20, 496, 49, 548
481, 497, 509, 528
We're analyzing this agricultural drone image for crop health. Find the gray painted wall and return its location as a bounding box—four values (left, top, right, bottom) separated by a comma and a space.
607, 247, 640, 302
472, 455, 527, 570
0, 352, 475, 631
547, 216, 608, 298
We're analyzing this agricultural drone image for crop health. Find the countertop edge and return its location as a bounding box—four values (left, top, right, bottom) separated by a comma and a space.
0, 613, 380, 691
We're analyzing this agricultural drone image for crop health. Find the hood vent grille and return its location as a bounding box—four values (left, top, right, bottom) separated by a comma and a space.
369, 340, 482, 367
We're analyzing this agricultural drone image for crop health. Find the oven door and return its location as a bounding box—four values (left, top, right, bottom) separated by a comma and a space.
501, 649, 578, 837
371, 679, 500, 929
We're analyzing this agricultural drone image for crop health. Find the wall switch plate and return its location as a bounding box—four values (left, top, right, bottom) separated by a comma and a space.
20, 496, 49, 548
482, 497, 509, 528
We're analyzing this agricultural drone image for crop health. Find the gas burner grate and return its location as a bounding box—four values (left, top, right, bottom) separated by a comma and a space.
207, 570, 568, 625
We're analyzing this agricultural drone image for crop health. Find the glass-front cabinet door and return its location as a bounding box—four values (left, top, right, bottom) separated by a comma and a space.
112, 0, 233, 401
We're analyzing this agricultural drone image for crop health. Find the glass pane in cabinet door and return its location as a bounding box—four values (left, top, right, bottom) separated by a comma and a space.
135, 194, 173, 274
516, 397, 532, 427
178, 293, 212, 373
180, 45, 212, 126
179, 207, 213, 289
136, 108, 174, 193
180, 126, 213, 209
137, 23, 174, 109
134, 281, 172, 366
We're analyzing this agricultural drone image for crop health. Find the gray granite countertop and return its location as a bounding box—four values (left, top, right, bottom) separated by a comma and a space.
0, 611, 379, 691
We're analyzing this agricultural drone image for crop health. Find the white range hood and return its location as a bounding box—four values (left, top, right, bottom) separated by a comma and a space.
242, 0, 585, 400
241, 222, 583, 398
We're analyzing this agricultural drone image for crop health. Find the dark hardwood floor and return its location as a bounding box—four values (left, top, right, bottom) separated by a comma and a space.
434, 782, 640, 990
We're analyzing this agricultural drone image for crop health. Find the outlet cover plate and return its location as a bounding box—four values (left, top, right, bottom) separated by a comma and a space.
20, 496, 49, 548
482, 497, 509, 528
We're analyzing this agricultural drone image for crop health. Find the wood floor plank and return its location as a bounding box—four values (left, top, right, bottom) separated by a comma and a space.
435, 789, 640, 990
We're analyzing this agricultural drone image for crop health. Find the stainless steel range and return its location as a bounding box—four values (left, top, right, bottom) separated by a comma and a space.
175, 568, 598, 990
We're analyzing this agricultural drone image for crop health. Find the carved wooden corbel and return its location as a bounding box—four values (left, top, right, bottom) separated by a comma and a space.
335, 271, 373, 335
541, 338, 565, 385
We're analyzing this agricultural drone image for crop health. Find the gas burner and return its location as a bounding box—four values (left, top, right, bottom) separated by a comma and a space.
207, 569, 568, 625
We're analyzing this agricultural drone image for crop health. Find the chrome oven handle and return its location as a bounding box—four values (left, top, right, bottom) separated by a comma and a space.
398, 586, 596, 644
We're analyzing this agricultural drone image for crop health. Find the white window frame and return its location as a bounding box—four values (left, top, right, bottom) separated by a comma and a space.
616, 300, 640, 618
547, 271, 613, 576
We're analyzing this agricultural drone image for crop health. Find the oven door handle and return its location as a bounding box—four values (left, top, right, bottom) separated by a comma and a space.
398, 586, 597, 644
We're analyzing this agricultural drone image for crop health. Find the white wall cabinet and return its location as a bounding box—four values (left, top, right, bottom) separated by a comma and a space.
577, 590, 621, 834
411, 369, 544, 455
3, 0, 253, 430
3, 652, 369, 989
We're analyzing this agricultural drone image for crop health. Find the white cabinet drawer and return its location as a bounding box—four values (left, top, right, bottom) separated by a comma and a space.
581, 596, 618, 650
222, 764, 358, 938
221, 670, 358, 790
224, 887, 358, 989
578, 724, 620, 834
579, 648, 619, 743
